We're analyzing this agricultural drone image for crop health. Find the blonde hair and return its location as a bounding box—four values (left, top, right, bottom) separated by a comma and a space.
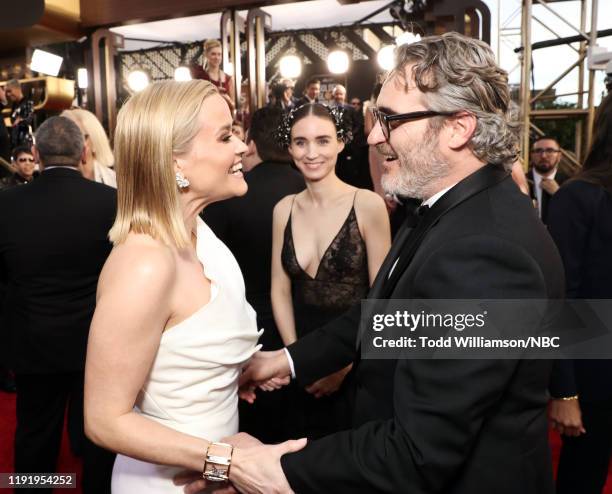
203, 39, 221, 54
109, 80, 219, 248
61, 108, 114, 169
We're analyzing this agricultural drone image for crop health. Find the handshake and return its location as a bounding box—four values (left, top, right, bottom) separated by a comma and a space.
172, 349, 352, 493
240, 349, 353, 401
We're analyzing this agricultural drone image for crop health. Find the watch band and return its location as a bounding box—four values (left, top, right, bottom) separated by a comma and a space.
203, 442, 233, 482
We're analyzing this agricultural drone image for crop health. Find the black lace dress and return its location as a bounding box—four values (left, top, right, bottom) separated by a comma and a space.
281, 192, 369, 438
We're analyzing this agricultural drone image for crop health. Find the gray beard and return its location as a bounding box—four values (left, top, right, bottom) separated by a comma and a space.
381, 145, 450, 200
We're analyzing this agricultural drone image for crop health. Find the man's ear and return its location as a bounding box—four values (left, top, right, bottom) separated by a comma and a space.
80, 142, 89, 165
32, 146, 42, 170
446, 112, 478, 151
246, 139, 257, 156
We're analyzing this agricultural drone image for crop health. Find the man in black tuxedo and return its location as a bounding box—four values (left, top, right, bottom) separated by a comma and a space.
527, 136, 569, 224
192, 32, 566, 494
0, 116, 116, 493
295, 77, 320, 107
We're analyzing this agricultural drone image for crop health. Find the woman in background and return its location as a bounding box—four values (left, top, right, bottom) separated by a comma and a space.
62, 108, 116, 187
548, 93, 612, 494
190, 39, 236, 113
271, 103, 390, 439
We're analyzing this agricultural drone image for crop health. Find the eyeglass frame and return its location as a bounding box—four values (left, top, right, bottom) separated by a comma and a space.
531, 147, 561, 155
16, 157, 35, 163
372, 108, 457, 141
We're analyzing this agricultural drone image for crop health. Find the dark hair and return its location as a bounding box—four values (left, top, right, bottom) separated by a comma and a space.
532, 135, 560, 148
248, 107, 291, 163
276, 103, 352, 148
34, 116, 84, 166
12, 145, 33, 161
271, 82, 288, 100
573, 93, 612, 191
306, 77, 320, 87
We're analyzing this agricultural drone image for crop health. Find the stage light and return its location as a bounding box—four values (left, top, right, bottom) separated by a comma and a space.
396, 32, 421, 46
174, 66, 192, 82
279, 55, 302, 79
327, 50, 349, 74
77, 68, 88, 89
127, 69, 149, 92
377, 45, 396, 71
30, 49, 63, 77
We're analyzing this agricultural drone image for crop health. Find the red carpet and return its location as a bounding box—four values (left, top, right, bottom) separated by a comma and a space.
0, 390, 82, 494
0, 389, 610, 493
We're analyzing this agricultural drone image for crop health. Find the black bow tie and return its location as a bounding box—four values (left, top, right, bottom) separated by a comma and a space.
415, 204, 430, 217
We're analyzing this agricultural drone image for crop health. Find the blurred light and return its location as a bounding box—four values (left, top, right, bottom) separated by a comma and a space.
279, 55, 302, 79
77, 68, 88, 89
174, 66, 192, 81
327, 50, 349, 74
396, 32, 421, 46
224, 62, 234, 76
127, 70, 149, 92
30, 49, 63, 76
377, 45, 396, 71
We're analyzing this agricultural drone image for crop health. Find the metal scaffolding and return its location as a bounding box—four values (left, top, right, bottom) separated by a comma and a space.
516, 0, 600, 170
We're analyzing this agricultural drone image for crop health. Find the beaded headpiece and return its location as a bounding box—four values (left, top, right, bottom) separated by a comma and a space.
275, 103, 353, 148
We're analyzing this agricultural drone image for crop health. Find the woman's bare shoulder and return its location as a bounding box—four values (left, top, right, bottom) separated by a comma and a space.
273, 193, 298, 221
99, 234, 176, 292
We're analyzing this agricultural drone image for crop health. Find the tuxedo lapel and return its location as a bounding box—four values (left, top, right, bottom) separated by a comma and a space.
381, 165, 509, 299
368, 218, 414, 299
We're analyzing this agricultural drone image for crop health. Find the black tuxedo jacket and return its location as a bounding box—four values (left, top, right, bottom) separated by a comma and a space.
527, 168, 569, 224
0, 167, 116, 374
547, 180, 612, 403
281, 165, 565, 494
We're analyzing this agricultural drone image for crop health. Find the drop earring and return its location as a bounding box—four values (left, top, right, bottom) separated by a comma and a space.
175, 171, 190, 188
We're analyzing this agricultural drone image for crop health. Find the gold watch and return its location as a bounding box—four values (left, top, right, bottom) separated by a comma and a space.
203, 442, 233, 482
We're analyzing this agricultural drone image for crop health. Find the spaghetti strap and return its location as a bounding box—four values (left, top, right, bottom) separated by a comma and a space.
289, 194, 298, 218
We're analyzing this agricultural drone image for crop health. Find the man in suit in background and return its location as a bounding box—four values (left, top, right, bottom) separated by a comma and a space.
201, 107, 304, 443
199, 32, 566, 494
0, 116, 116, 493
295, 77, 320, 107
528, 136, 569, 224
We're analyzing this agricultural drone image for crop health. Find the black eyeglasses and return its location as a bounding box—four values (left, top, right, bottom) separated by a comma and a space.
373, 108, 456, 141
532, 148, 560, 155
17, 157, 35, 163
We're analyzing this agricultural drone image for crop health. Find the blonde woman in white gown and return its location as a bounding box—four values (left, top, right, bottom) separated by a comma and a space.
84, 80, 305, 493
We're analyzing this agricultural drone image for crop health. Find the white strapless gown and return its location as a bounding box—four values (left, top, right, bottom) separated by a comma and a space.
111, 218, 261, 493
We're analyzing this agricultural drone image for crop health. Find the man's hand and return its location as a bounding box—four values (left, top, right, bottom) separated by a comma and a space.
540, 178, 560, 195
550, 398, 586, 437
174, 471, 236, 494
174, 434, 262, 494
305, 364, 351, 398
230, 439, 307, 494
240, 350, 291, 400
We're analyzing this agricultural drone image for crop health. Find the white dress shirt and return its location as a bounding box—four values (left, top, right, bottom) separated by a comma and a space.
532, 169, 557, 219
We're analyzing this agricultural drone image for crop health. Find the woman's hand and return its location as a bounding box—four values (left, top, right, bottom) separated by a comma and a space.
305, 364, 352, 399
549, 398, 586, 437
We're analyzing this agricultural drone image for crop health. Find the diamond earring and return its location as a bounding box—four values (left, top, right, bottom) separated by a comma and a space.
175, 171, 190, 189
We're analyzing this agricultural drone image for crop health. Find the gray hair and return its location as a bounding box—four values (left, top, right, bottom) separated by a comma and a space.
6, 79, 21, 89
34, 116, 84, 166
393, 32, 519, 169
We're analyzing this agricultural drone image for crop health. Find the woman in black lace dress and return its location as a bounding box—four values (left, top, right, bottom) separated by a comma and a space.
271, 103, 391, 438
